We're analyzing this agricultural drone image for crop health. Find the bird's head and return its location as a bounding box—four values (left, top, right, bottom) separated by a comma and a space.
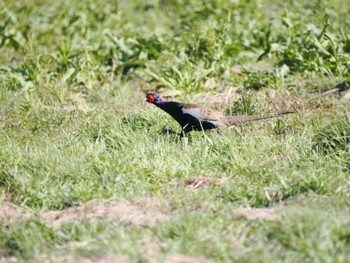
145, 93, 163, 104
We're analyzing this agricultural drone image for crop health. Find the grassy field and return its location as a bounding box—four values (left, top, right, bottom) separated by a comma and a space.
1, 0, 350, 262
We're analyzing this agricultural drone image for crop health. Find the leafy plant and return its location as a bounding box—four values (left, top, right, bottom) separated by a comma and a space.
258, 13, 350, 76
147, 59, 213, 93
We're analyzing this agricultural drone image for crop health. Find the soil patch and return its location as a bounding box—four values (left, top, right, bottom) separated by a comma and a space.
142, 242, 212, 263
0, 195, 169, 227
0, 192, 31, 221
235, 207, 277, 221
57, 254, 128, 263
41, 198, 169, 227
0, 203, 30, 221
0, 257, 17, 263
163, 255, 212, 263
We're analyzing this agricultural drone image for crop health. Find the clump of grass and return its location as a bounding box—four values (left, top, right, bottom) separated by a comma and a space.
312, 117, 350, 154
243, 70, 278, 90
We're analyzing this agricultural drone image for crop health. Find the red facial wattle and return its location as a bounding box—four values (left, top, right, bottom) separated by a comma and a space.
146, 94, 155, 103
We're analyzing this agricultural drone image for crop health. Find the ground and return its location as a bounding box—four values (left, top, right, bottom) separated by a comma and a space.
0, 0, 350, 262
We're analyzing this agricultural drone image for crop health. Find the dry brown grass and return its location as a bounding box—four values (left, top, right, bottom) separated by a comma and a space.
184, 176, 229, 189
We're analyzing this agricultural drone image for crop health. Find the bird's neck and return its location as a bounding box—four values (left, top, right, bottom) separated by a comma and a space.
154, 100, 175, 109
154, 101, 183, 115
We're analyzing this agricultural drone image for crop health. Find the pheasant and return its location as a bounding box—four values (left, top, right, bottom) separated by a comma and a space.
145, 92, 293, 136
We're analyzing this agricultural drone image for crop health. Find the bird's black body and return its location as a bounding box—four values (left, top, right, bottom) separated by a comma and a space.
153, 101, 217, 133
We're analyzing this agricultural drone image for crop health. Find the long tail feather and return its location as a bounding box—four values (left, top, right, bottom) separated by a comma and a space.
225, 111, 294, 124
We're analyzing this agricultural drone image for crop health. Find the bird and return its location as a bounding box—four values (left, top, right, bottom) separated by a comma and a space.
318, 81, 350, 97
145, 92, 293, 136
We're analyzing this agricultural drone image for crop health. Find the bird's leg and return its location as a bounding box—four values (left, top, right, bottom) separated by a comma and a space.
160, 129, 182, 136
180, 124, 190, 137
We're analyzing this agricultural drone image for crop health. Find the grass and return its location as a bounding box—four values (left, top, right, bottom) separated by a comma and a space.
1, 0, 350, 262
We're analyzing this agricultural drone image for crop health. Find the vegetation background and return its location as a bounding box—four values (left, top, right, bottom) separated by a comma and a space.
0, 0, 349, 262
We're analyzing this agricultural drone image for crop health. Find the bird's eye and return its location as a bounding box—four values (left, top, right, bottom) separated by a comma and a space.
146, 94, 155, 103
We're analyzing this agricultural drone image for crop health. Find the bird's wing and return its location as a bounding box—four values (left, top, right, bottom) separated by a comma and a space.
181, 104, 223, 122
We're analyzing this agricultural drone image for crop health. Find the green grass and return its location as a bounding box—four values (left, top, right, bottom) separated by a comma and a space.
1, 0, 350, 262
